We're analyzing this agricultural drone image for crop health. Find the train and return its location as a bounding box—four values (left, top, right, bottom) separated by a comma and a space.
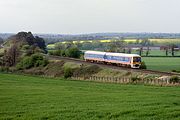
84, 51, 141, 68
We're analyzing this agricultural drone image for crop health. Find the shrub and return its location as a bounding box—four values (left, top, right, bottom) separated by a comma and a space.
64, 67, 73, 78
53, 50, 61, 56
16, 54, 48, 70
140, 61, 147, 69
0, 66, 9, 72
131, 76, 141, 82
48, 50, 54, 55
65, 47, 81, 58
170, 76, 180, 83
172, 70, 180, 73
22, 57, 33, 69
61, 50, 66, 56
16, 56, 33, 70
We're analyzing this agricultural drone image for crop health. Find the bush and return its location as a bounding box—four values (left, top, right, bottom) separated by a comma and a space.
64, 67, 73, 78
0, 66, 9, 72
16, 54, 49, 70
48, 50, 66, 57
22, 57, 33, 69
131, 76, 141, 82
172, 70, 180, 73
65, 47, 81, 58
172, 70, 177, 72
16, 56, 33, 70
48, 50, 54, 55
53, 50, 61, 56
170, 76, 180, 83
140, 61, 147, 69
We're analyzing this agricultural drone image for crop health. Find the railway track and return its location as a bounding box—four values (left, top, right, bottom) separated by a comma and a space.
49, 55, 180, 76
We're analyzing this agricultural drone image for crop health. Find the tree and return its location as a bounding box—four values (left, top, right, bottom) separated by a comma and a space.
141, 38, 150, 46
8, 32, 47, 53
171, 44, 175, 56
34, 36, 47, 53
135, 39, 140, 44
108, 40, 124, 52
139, 47, 143, 56
127, 47, 132, 54
3, 45, 20, 66
55, 43, 65, 50
65, 47, 81, 58
0, 37, 3, 44
165, 47, 168, 56
146, 46, 150, 56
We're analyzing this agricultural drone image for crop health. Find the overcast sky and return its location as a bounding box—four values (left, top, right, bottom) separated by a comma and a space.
0, 0, 180, 34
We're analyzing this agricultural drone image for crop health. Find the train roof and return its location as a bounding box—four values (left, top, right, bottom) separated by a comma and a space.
105, 52, 141, 57
85, 51, 141, 57
85, 51, 106, 55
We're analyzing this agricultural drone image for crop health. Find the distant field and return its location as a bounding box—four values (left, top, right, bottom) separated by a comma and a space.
47, 38, 180, 49
47, 44, 55, 49
131, 50, 180, 56
0, 74, 180, 120
142, 57, 180, 72
149, 39, 180, 45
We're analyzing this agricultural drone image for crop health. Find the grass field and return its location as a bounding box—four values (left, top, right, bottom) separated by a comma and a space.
131, 50, 180, 56
0, 74, 180, 120
142, 57, 180, 72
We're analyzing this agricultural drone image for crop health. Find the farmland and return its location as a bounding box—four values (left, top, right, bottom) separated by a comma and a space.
0, 73, 180, 120
142, 57, 180, 72
47, 38, 180, 49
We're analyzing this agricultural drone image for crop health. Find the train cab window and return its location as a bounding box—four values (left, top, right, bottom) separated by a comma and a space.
133, 57, 141, 62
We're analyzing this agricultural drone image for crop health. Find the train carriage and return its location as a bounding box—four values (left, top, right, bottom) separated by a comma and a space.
104, 52, 141, 68
84, 51, 106, 62
84, 51, 141, 68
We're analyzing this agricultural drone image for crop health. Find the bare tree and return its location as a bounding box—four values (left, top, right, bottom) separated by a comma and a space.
146, 46, 150, 56
165, 47, 168, 56
3, 45, 20, 66
127, 47, 132, 54
139, 47, 143, 56
171, 44, 175, 56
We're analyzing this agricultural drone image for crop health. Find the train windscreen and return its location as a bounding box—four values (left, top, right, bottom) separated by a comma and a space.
133, 57, 141, 62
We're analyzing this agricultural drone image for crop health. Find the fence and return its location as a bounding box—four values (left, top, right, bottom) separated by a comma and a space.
71, 75, 179, 86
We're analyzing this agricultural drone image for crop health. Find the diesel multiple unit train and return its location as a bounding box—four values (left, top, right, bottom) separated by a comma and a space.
84, 51, 141, 68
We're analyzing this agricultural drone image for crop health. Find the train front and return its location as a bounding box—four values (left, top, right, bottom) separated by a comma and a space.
131, 56, 141, 68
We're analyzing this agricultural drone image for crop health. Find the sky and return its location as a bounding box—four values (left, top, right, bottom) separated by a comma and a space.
0, 0, 180, 34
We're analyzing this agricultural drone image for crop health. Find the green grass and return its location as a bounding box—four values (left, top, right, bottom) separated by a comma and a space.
0, 74, 180, 120
142, 57, 180, 72
131, 50, 180, 56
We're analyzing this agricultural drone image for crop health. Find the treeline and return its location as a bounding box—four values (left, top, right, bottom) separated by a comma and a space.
35, 33, 180, 44
49, 39, 180, 57
1, 33, 180, 45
